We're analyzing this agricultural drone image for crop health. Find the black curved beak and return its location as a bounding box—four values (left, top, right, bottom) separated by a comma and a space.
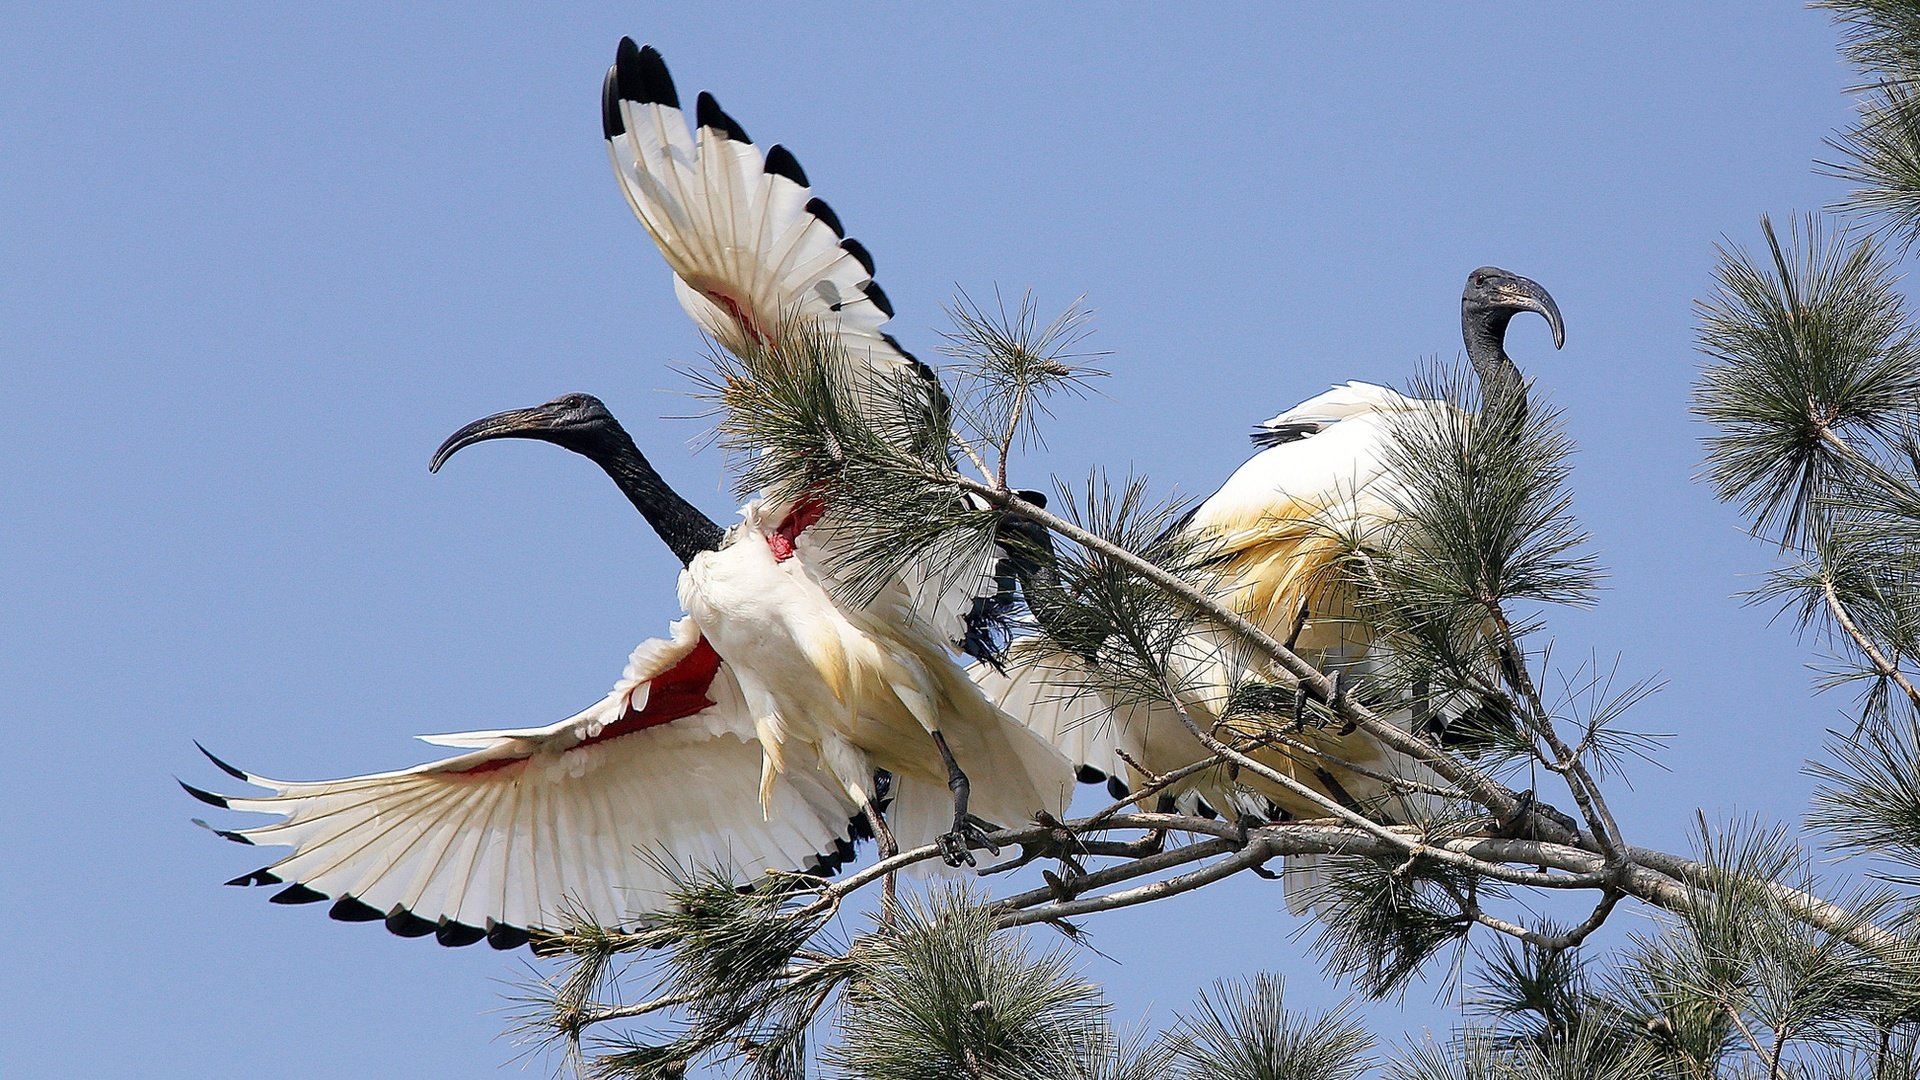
428, 405, 564, 473
1498, 274, 1565, 350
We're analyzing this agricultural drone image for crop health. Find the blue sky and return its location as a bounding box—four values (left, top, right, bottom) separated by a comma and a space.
1, 5, 1864, 1076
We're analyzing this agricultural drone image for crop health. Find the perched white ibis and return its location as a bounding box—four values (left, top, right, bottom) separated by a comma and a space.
976, 268, 1565, 896
185, 40, 1071, 947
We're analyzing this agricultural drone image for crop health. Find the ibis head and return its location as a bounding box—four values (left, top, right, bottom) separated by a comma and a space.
430, 392, 726, 567
1462, 266, 1564, 351
429, 393, 622, 473
1461, 266, 1564, 415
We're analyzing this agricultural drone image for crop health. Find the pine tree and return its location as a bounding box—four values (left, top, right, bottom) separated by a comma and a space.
507, 6, 1920, 1076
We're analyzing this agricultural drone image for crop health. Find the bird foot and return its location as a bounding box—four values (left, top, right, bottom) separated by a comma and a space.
937, 814, 1003, 867
1492, 789, 1580, 841
978, 810, 1088, 878
1233, 814, 1284, 879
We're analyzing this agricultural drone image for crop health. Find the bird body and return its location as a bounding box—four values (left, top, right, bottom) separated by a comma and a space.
979, 269, 1565, 905
680, 499, 1065, 833
983, 384, 1445, 825
1184, 382, 1435, 674
186, 40, 1071, 947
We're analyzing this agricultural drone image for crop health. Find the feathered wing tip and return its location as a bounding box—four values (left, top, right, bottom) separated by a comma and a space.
969, 647, 1135, 792
601, 38, 942, 413
185, 621, 868, 948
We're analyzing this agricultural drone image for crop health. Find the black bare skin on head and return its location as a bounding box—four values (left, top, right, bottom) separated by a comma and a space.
1460, 265, 1566, 418
430, 392, 726, 566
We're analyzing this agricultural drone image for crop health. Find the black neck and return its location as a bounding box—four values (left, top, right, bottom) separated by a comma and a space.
1463, 307, 1524, 418
586, 428, 726, 566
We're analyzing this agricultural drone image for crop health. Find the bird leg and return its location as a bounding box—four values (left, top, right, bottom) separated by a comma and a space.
929, 730, 1002, 867
855, 788, 900, 914
1289, 684, 1311, 731
1233, 814, 1284, 880
1284, 601, 1310, 651
1411, 671, 1437, 740
1326, 670, 1356, 735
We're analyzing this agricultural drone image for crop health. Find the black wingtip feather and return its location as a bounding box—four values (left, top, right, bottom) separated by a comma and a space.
765, 144, 808, 187
1250, 421, 1325, 448
806, 197, 844, 238
840, 238, 876, 277
195, 742, 250, 782
847, 812, 874, 841
880, 332, 931, 374
385, 906, 437, 938
179, 780, 229, 809
695, 91, 750, 144
601, 64, 623, 139
863, 282, 895, 319
226, 868, 281, 887
613, 38, 678, 110
1107, 775, 1132, 801
1075, 764, 1107, 785
329, 895, 385, 922
486, 922, 531, 951
436, 920, 487, 948
270, 883, 328, 905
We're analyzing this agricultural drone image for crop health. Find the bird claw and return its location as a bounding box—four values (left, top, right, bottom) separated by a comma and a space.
938, 816, 1002, 867
1493, 789, 1580, 841
980, 810, 1088, 877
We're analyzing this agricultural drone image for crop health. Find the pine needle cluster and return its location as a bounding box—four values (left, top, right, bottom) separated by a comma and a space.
1822, 0, 1920, 247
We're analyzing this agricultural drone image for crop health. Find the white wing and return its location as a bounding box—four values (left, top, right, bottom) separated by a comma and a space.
602, 38, 940, 420
187, 618, 863, 948
970, 648, 1131, 788
603, 40, 1021, 659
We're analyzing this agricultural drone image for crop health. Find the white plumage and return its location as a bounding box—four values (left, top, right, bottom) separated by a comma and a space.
187, 39, 1071, 947
600, 37, 937, 428
976, 269, 1565, 912
592, 37, 1069, 853
977, 381, 1447, 824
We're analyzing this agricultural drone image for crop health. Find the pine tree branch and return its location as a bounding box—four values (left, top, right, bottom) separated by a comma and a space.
994, 837, 1280, 928
576, 991, 704, 1029
1625, 844, 1908, 957
1457, 885, 1623, 952
949, 426, 994, 486
1252, 730, 1466, 800
1487, 601, 1628, 864
1824, 574, 1920, 710
934, 481, 1915, 954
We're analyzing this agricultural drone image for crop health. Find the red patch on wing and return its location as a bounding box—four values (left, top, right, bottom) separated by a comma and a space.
584, 638, 724, 748
708, 288, 770, 346
767, 496, 826, 562
694, 284, 828, 564
448, 638, 725, 777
